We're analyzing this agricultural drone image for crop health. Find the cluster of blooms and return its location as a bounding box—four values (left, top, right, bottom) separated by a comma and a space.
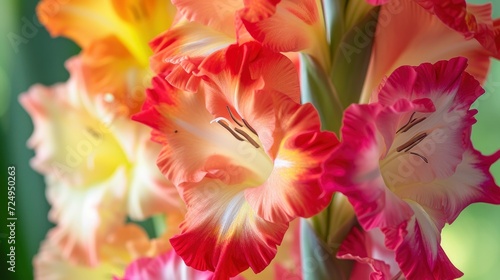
21, 0, 500, 279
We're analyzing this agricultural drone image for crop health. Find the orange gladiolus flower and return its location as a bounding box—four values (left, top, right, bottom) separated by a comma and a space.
134, 42, 338, 279
37, 0, 176, 114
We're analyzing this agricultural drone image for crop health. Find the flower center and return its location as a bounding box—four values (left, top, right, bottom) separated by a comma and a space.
381, 111, 430, 169
211, 106, 274, 184
213, 106, 262, 149
379, 111, 432, 190
395, 112, 429, 163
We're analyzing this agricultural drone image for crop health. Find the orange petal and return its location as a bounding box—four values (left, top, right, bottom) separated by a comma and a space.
34, 224, 164, 279
149, 20, 236, 82
241, 0, 329, 66
37, 0, 174, 64
81, 36, 151, 115
171, 0, 243, 36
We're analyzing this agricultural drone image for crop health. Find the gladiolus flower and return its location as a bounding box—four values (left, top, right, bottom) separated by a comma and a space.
150, 0, 326, 80
323, 57, 500, 279
37, 0, 176, 114
134, 42, 338, 279
360, 0, 500, 102
34, 224, 169, 280
20, 57, 183, 265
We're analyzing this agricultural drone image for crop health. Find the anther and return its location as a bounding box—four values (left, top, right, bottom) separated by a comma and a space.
217, 120, 245, 141
226, 106, 243, 127
242, 119, 258, 136
396, 132, 427, 152
86, 127, 101, 139
401, 117, 426, 133
234, 127, 260, 148
396, 112, 416, 133
410, 152, 428, 163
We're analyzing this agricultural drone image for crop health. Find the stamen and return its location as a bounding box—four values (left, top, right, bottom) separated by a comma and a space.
131, 6, 141, 20
396, 132, 427, 152
410, 152, 428, 163
226, 106, 243, 127
86, 127, 101, 139
396, 112, 416, 133
242, 119, 258, 136
391, 271, 404, 280
401, 117, 426, 133
234, 127, 260, 148
216, 120, 245, 141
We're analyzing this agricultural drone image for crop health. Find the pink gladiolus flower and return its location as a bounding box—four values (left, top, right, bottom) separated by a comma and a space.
360, 0, 500, 101
323, 57, 500, 279
134, 42, 338, 279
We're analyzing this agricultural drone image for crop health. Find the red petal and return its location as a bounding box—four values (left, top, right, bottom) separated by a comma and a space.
170, 183, 288, 279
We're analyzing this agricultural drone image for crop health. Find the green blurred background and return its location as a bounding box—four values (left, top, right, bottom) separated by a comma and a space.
0, 0, 499, 279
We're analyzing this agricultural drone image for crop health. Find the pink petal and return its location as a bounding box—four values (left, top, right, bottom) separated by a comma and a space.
118, 250, 215, 280
386, 201, 463, 280
361, 0, 497, 101
337, 227, 396, 280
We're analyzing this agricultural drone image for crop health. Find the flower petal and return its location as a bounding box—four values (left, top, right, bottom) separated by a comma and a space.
240, 219, 302, 280
399, 149, 500, 225
414, 0, 500, 54
133, 76, 270, 187
337, 227, 396, 280
200, 42, 302, 107
171, 0, 243, 36
149, 20, 236, 80
170, 180, 288, 279
241, 0, 326, 53
34, 236, 122, 280
19, 57, 129, 188
361, 0, 498, 101
81, 36, 150, 115
37, 0, 174, 64
245, 102, 338, 223
45, 167, 128, 265
117, 250, 215, 280
323, 102, 415, 230
385, 201, 463, 280
126, 138, 185, 220
35, 224, 163, 279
